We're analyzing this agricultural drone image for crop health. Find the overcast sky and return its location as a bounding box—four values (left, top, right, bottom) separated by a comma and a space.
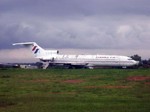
0, 0, 150, 62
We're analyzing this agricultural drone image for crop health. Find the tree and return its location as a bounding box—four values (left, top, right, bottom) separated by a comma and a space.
131, 54, 142, 62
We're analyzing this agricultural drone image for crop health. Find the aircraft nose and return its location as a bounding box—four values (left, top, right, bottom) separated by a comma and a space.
134, 61, 139, 65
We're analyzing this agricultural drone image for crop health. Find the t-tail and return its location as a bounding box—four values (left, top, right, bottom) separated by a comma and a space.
13, 42, 45, 59
12, 42, 59, 61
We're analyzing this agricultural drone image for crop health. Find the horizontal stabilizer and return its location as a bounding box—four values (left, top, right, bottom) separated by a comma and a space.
12, 42, 35, 46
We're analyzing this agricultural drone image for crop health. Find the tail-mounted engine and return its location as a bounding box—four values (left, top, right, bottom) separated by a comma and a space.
46, 50, 59, 55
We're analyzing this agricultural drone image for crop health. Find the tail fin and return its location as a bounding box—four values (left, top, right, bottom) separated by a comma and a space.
13, 42, 45, 58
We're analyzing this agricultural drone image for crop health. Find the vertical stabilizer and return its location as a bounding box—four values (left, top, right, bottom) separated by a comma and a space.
13, 42, 45, 58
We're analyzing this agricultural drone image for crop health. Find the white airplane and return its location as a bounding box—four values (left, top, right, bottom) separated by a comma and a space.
13, 42, 139, 69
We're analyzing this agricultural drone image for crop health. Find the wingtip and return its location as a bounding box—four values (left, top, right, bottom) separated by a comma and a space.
12, 43, 16, 46
12, 42, 36, 46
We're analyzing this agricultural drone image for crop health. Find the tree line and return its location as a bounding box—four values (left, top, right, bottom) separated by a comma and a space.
131, 54, 150, 68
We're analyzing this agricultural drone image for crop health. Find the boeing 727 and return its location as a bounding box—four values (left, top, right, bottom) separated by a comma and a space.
13, 42, 139, 69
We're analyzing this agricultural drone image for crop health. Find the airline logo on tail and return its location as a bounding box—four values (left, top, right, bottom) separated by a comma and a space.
32, 45, 39, 54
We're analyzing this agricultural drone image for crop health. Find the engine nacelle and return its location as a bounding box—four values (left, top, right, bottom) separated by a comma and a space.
46, 50, 59, 55
39, 50, 59, 62
40, 56, 55, 62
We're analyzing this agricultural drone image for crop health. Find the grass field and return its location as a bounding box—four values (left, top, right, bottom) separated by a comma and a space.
0, 68, 150, 112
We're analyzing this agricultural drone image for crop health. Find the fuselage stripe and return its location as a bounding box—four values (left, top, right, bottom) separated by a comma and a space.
34, 49, 39, 54
32, 46, 37, 51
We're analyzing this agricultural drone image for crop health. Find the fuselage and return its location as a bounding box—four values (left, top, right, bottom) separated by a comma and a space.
40, 54, 139, 68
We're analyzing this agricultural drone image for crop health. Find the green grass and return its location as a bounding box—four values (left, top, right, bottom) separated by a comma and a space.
0, 68, 150, 112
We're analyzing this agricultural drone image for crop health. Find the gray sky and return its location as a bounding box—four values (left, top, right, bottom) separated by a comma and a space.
0, 0, 150, 62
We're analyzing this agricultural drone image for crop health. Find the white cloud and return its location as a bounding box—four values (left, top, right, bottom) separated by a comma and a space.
1, 14, 150, 50
117, 25, 132, 37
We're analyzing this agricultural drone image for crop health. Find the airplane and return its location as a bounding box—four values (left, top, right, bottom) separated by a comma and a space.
13, 42, 139, 69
